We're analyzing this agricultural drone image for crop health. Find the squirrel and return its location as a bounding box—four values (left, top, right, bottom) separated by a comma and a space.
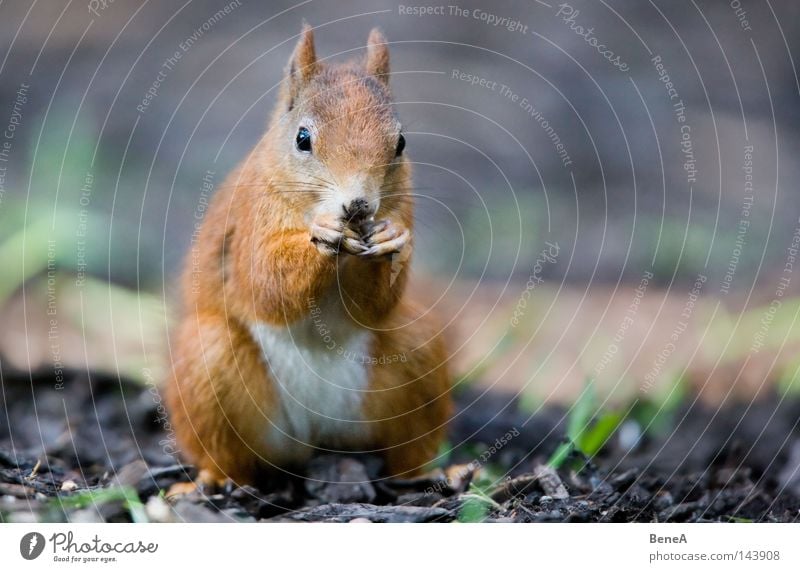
166, 25, 452, 487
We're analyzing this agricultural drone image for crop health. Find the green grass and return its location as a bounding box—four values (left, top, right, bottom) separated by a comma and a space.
456, 463, 505, 523
548, 380, 624, 469
49, 486, 147, 523
725, 516, 754, 523
457, 495, 494, 523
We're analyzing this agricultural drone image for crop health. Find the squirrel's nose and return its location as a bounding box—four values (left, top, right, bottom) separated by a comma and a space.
343, 198, 374, 224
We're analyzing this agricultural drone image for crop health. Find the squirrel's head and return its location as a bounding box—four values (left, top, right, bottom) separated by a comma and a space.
266, 24, 407, 224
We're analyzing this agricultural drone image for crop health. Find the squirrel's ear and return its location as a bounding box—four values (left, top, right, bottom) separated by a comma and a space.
365, 28, 390, 86
284, 23, 317, 108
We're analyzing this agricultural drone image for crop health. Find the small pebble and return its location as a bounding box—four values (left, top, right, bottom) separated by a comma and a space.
60, 480, 78, 492
618, 420, 642, 450
349, 517, 372, 523
145, 495, 173, 522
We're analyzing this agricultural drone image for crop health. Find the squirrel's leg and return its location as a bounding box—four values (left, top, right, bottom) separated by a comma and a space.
166, 310, 277, 487
380, 423, 449, 478
364, 318, 452, 478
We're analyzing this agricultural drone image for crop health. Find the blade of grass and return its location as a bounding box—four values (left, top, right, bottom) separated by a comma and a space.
578, 411, 624, 456
457, 496, 490, 523
548, 379, 596, 468
50, 486, 148, 523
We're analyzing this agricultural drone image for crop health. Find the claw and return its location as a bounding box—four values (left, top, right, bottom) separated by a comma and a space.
364, 220, 390, 242
365, 227, 410, 257
343, 237, 369, 255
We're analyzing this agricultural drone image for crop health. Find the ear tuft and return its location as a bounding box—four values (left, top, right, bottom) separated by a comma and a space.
365, 28, 390, 86
285, 23, 318, 108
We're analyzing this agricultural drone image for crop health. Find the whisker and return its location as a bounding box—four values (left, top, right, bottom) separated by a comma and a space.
269, 190, 321, 194
381, 189, 422, 196
381, 193, 418, 202
214, 181, 332, 194
272, 182, 331, 189
377, 205, 438, 234
306, 173, 336, 187
380, 183, 436, 192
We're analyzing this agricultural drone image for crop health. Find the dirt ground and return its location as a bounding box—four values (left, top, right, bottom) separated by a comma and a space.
2, 368, 800, 523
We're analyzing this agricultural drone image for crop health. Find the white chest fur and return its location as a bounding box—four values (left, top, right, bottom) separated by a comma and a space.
248, 307, 372, 451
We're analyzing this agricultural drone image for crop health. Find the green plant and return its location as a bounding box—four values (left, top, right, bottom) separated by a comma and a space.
548, 379, 624, 468
50, 486, 147, 523
457, 495, 491, 523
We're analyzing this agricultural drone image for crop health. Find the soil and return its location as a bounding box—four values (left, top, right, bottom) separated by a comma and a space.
2, 368, 800, 523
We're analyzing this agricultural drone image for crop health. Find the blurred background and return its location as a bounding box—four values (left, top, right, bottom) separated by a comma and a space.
2, 0, 800, 412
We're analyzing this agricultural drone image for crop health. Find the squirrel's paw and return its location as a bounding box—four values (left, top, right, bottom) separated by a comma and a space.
310, 213, 368, 256
166, 470, 232, 497
361, 219, 411, 257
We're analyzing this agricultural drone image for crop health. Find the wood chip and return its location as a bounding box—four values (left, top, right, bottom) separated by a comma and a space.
533, 465, 569, 500
26, 459, 41, 480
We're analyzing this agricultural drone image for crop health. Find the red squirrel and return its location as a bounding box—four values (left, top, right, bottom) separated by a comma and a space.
166, 25, 452, 487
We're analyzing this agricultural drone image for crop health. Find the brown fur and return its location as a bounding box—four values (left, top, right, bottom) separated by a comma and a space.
166, 26, 451, 486
365, 28, 390, 85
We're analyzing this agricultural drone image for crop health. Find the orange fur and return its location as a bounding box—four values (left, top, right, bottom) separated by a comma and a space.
165, 26, 451, 486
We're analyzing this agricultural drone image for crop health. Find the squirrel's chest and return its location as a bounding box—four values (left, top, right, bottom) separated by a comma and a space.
248, 310, 373, 449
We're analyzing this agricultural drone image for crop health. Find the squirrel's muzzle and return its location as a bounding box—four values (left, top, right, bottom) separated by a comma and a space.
343, 198, 372, 225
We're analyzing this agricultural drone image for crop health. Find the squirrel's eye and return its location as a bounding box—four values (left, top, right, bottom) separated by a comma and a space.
295, 127, 311, 153
395, 134, 405, 157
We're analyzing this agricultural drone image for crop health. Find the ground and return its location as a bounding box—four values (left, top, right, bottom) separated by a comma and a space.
1, 369, 800, 523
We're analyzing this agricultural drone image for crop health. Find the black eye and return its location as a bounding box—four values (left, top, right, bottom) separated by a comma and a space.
295, 126, 311, 153
395, 133, 405, 157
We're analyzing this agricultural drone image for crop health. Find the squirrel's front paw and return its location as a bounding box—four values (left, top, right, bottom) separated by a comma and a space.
310, 213, 368, 256
360, 219, 411, 257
